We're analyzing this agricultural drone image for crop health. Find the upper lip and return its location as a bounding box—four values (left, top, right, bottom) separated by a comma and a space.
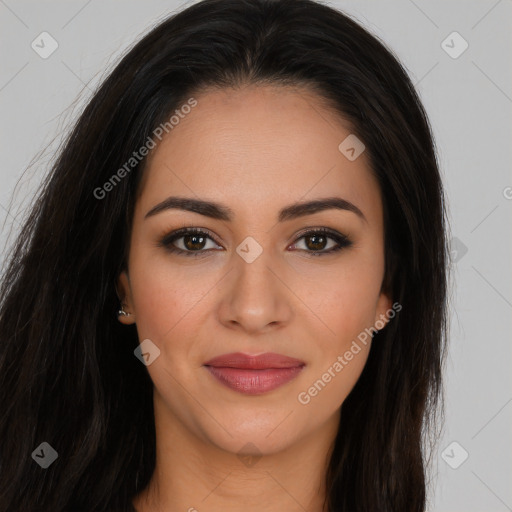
203, 352, 305, 369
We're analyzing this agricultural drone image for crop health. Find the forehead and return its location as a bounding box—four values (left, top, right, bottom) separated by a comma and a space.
137, 84, 382, 225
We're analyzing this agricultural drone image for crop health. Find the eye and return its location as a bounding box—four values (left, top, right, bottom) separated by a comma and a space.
288, 228, 352, 256
158, 227, 222, 257
158, 227, 352, 257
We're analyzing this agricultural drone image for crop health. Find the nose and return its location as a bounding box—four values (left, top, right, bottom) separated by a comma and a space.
216, 244, 293, 335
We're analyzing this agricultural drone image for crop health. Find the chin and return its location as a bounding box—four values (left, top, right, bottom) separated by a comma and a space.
201, 414, 302, 456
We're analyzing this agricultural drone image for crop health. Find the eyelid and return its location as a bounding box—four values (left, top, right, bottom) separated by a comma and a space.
292, 226, 345, 240
159, 227, 222, 250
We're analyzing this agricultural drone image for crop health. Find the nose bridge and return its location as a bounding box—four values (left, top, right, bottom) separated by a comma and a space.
218, 233, 292, 332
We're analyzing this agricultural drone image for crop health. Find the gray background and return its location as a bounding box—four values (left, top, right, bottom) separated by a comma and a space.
1, 1, 511, 510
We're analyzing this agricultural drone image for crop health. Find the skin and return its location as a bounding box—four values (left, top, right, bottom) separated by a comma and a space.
117, 83, 392, 512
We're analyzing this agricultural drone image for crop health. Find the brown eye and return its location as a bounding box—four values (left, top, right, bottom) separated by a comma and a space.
159, 228, 222, 257
159, 227, 352, 258
182, 233, 208, 251
304, 233, 329, 251
290, 228, 352, 256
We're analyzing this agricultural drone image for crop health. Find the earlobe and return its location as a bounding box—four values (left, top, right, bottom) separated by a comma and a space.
116, 271, 136, 324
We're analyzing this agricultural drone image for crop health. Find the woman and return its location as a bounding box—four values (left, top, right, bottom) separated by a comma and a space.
0, 0, 449, 510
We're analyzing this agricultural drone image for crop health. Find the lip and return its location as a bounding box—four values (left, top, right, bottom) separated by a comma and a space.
204, 352, 305, 369
203, 352, 305, 395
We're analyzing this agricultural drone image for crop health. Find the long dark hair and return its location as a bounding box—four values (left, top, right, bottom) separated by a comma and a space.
0, 1, 449, 510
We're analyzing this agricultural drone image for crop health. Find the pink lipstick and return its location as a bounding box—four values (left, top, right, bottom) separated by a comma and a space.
203, 352, 305, 395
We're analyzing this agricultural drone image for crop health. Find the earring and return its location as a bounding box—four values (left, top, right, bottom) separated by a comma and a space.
118, 304, 131, 317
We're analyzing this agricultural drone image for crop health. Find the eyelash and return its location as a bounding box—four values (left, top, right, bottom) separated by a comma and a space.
158, 227, 353, 258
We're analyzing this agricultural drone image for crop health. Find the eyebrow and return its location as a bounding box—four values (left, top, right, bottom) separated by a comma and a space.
144, 196, 367, 223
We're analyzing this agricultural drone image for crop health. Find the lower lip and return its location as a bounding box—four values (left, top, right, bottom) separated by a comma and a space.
204, 366, 304, 395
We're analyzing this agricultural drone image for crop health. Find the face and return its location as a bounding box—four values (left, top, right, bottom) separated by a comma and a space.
117, 84, 392, 456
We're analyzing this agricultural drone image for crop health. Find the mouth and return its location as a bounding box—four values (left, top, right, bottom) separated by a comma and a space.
203, 352, 305, 395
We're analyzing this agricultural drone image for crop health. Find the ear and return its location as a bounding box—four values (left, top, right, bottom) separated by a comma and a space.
374, 290, 393, 331
116, 270, 136, 325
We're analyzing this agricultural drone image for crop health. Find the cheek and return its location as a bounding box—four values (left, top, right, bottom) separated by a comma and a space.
294, 265, 379, 414
323, 280, 380, 343
294, 256, 383, 345
128, 250, 211, 344
130, 274, 177, 342
296, 344, 370, 424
